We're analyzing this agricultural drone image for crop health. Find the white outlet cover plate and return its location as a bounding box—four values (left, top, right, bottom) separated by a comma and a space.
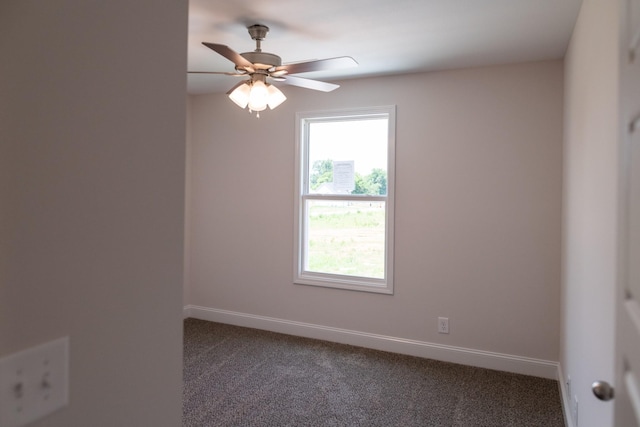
438, 317, 449, 334
0, 337, 69, 427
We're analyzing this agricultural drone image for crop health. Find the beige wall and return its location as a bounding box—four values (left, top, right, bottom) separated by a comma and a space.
561, 0, 619, 425
186, 60, 563, 362
0, 1, 187, 426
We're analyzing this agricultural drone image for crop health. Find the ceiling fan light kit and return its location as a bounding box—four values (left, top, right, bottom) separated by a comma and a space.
227, 78, 287, 113
190, 24, 358, 117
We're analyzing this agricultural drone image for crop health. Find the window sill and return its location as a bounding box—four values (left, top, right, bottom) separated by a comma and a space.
294, 273, 393, 294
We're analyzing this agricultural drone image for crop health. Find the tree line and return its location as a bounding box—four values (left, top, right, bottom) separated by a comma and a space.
310, 159, 387, 195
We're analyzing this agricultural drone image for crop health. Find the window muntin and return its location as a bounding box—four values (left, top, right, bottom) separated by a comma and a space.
294, 106, 395, 294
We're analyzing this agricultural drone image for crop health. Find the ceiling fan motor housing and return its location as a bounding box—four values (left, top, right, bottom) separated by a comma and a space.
241, 25, 281, 69
240, 51, 282, 69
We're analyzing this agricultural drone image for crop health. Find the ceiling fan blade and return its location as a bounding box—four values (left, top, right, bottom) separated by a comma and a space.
269, 69, 289, 78
279, 75, 339, 92
188, 71, 246, 76
202, 42, 255, 72
274, 56, 357, 75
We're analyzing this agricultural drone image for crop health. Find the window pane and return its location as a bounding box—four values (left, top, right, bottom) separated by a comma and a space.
308, 119, 388, 196
305, 199, 385, 279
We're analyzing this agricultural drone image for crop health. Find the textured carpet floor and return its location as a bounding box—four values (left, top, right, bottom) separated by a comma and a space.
183, 318, 564, 427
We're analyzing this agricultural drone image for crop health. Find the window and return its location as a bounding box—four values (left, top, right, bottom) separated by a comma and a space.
294, 106, 396, 294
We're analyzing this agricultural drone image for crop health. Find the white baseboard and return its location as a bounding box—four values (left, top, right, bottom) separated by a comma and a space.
184, 304, 560, 380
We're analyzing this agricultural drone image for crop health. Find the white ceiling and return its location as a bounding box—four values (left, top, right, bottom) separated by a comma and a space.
187, 0, 582, 95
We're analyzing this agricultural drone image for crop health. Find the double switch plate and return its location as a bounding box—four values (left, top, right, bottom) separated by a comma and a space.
0, 337, 69, 427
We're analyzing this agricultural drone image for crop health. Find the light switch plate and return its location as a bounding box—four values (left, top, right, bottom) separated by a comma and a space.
0, 337, 69, 427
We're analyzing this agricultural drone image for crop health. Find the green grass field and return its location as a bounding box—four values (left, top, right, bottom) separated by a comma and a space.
306, 202, 386, 278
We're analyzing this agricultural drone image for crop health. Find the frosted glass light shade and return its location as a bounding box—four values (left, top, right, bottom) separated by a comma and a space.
228, 82, 251, 108
267, 84, 286, 109
227, 79, 287, 112
248, 80, 268, 112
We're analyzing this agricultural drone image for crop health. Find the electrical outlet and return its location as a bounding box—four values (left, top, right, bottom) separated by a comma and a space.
0, 337, 69, 427
438, 317, 449, 334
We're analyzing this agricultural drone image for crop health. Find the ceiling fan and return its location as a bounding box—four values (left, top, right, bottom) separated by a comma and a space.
189, 24, 358, 116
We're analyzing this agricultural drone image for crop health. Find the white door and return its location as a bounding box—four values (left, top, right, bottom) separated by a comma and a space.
615, 0, 640, 425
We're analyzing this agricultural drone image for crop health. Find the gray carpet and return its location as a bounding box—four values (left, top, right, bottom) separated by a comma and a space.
183, 318, 564, 427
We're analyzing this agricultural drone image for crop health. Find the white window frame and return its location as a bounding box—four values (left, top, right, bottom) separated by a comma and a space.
293, 105, 396, 294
